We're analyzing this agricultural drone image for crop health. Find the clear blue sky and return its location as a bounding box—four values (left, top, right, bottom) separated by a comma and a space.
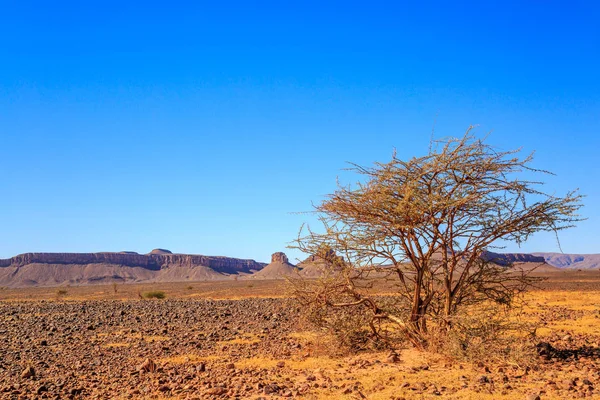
1, 1, 598, 262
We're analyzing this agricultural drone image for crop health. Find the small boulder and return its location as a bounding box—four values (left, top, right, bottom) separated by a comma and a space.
206, 387, 226, 395
20, 366, 35, 379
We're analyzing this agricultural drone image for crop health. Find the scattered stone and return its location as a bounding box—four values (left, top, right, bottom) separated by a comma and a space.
137, 358, 157, 373
20, 367, 35, 379
386, 351, 400, 363
205, 387, 227, 395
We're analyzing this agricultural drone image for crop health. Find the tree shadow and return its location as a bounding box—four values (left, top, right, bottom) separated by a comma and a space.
537, 341, 600, 360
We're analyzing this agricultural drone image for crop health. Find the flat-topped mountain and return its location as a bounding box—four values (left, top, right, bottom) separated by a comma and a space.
481, 251, 546, 266
0, 250, 266, 288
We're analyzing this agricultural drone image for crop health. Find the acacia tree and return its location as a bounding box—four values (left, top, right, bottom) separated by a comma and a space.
293, 129, 583, 348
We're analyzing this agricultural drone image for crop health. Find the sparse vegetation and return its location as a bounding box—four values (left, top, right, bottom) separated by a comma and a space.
143, 290, 166, 299
55, 289, 68, 297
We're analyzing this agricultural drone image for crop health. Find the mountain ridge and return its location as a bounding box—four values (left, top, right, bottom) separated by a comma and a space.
0, 250, 597, 288
0, 250, 267, 287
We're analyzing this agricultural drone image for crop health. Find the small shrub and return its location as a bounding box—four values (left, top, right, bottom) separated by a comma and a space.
425, 303, 537, 366
300, 298, 388, 356
143, 290, 166, 299
56, 289, 68, 297
186, 285, 193, 290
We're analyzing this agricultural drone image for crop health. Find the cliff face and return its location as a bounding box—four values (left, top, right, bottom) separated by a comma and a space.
481, 251, 546, 266
153, 254, 265, 274
0, 252, 266, 274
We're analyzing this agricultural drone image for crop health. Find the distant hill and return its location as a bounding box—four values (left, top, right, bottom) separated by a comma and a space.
0, 250, 266, 288
533, 253, 600, 270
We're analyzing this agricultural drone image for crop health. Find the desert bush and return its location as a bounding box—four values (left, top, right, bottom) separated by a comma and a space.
425, 302, 537, 365
291, 130, 582, 350
305, 302, 377, 355
296, 288, 405, 355
143, 290, 166, 299
186, 285, 193, 290
56, 289, 68, 297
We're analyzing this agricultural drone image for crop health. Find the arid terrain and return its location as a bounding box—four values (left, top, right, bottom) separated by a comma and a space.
2, 271, 600, 399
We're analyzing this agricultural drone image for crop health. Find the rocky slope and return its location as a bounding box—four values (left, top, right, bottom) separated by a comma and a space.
0, 250, 266, 288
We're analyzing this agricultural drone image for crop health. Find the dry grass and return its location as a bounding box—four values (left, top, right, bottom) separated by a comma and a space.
521, 290, 600, 338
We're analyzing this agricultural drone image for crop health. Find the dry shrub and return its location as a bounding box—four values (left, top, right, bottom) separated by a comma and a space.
56, 289, 68, 297
300, 299, 391, 356
143, 290, 166, 299
425, 302, 537, 366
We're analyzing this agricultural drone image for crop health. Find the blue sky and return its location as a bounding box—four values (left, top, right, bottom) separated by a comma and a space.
1, 1, 598, 262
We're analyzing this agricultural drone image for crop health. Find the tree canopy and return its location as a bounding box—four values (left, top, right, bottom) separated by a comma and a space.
294, 129, 583, 347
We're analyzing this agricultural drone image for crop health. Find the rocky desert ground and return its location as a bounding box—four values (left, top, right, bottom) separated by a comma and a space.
2, 272, 600, 399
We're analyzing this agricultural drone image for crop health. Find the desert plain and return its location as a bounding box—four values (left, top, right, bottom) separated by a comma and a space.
2, 271, 600, 400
